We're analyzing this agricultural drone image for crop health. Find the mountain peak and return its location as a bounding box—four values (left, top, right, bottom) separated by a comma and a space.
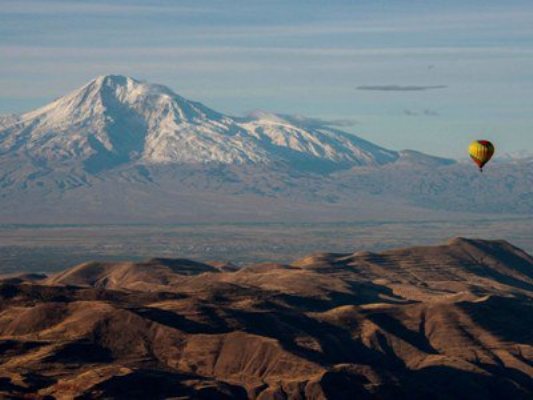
1, 75, 408, 172
89, 74, 177, 99
94, 73, 136, 85
20, 74, 160, 124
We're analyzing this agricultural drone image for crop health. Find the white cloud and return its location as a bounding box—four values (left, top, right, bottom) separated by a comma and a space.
357, 85, 448, 92
3, 46, 533, 59
0, 0, 209, 15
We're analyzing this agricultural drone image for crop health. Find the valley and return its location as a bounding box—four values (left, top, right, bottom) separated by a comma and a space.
0, 219, 531, 274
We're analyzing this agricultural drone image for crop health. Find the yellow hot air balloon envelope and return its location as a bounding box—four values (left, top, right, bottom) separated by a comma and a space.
468, 140, 495, 172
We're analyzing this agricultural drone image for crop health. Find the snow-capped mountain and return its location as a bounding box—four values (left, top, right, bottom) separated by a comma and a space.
495, 150, 533, 162
0, 75, 530, 224
0, 75, 399, 173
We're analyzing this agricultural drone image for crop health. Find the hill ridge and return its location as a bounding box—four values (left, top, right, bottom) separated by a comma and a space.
0, 237, 531, 399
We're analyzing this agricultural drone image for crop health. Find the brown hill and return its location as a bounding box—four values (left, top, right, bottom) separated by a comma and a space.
0, 238, 531, 399
44, 258, 218, 291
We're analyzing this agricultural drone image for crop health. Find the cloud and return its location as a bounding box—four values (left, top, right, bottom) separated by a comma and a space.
282, 114, 359, 128
404, 109, 440, 116
357, 85, 448, 91
4, 46, 533, 60
0, 1, 209, 15
246, 111, 358, 128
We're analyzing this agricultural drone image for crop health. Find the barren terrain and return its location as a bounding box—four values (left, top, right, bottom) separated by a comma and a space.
0, 238, 531, 399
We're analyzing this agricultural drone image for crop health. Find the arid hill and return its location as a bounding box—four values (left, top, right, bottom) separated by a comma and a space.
0, 238, 531, 399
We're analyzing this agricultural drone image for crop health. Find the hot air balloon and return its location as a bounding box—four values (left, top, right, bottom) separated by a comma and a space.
468, 140, 494, 172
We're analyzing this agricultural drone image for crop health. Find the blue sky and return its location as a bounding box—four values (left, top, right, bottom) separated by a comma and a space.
1, 0, 532, 157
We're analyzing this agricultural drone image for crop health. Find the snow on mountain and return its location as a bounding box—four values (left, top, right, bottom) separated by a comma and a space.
239, 111, 398, 167
0, 114, 20, 130
394, 150, 455, 167
1, 75, 531, 222
0, 75, 400, 173
495, 150, 533, 162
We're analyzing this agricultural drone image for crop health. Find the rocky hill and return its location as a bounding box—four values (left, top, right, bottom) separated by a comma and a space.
0, 238, 531, 399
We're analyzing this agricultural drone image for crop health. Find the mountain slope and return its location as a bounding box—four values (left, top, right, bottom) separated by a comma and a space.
0, 75, 400, 173
0, 75, 531, 222
0, 238, 531, 399
44, 258, 219, 291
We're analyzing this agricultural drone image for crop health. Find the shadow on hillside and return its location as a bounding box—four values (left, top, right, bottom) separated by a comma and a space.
275, 281, 409, 312
457, 296, 533, 343
77, 369, 247, 400
44, 340, 113, 364
128, 306, 229, 334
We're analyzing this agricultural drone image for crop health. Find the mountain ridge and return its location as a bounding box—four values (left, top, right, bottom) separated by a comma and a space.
0, 74, 410, 173
0, 238, 531, 399
0, 75, 531, 222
